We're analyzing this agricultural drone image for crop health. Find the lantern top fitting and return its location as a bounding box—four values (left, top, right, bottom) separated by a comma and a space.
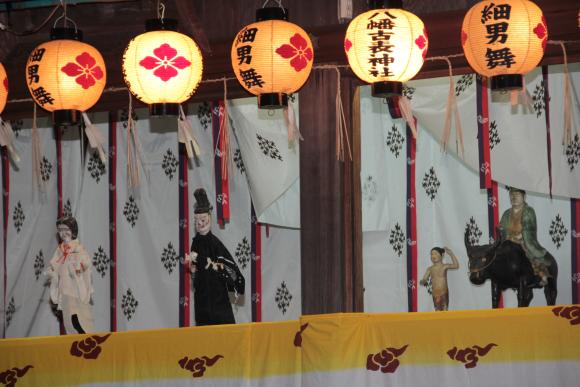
368, 0, 403, 9
256, 7, 288, 21
145, 18, 178, 32
50, 27, 83, 41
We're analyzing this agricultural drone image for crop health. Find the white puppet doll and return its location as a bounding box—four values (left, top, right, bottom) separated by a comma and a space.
45, 216, 94, 334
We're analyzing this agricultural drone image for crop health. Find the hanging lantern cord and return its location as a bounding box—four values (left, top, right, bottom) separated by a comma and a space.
0, 3, 60, 36
262, 0, 284, 9
156, 1, 166, 20
53, 0, 77, 31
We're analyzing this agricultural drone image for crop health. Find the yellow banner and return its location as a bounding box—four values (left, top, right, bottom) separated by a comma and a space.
1, 306, 579, 386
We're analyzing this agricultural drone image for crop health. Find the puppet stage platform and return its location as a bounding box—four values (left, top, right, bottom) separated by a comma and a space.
1, 305, 579, 387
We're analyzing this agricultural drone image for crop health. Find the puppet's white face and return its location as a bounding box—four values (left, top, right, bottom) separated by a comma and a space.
57, 225, 72, 243
194, 213, 211, 235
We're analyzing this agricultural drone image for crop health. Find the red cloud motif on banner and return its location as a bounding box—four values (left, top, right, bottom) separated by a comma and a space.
552, 305, 580, 325
293, 323, 309, 347
70, 334, 111, 360
366, 345, 409, 374
178, 355, 223, 378
447, 343, 497, 368
0, 365, 33, 387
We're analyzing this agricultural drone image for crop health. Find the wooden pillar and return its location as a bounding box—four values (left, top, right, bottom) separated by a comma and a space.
299, 69, 363, 314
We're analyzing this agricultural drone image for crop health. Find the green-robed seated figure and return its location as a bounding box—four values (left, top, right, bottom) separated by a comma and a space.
499, 187, 551, 286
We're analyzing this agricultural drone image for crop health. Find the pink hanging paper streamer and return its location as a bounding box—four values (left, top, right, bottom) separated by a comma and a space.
398, 96, 417, 139
31, 104, 44, 191
283, 102, 303, 149
436, 57, 464, 156
0, 118, 19, 163
82, 112, 107, 164
178, 105, 201, 160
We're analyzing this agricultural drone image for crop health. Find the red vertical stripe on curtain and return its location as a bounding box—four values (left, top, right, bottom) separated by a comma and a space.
572, 199, 580, 304
108, 112, 117, 332
218, 101, 230, 222
178, 142, 190, 327
56, 127, 63, 217
542, 66, 553, 198
55, 127, 65, 335
211, 101, 230, 226
487, 181, 503, 308
2, 148, 8, 338
251, 204, 262, 322
477, 76, 492, 189
406, 121, 417, 312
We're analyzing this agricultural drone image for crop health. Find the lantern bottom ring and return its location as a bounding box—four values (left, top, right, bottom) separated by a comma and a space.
258, 93, 288, 110
53, 109, 80, 128
490, 74, 523, 91
149, 103, 179, 117
372, 81, 403, 98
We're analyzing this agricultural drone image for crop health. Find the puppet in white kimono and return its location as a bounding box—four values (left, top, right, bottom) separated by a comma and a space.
185, 188, 245, 326
45, 216, 94, 334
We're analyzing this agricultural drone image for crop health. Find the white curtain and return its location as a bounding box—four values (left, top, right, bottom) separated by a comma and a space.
4, 117, 59, 337
1, 98, 303, 338
228, 98, 301, 229
362, 64, 578, 312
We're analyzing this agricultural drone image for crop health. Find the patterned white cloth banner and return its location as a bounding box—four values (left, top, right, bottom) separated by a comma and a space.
362, 86, 575, 312
406, 63, 580, 198
4, 117, 59, 337
114, 109, 180, 331
228, 98, 300, 229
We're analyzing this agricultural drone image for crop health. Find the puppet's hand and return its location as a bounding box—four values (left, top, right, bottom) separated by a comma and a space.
184, 252, 198, 273
205, 258, 222, 271
43, 267, 56, 281
185, 251, 198, 264
67, 261, 80, 277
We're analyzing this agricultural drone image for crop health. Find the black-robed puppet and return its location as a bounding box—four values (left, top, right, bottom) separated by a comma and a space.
187, 188, 245, 326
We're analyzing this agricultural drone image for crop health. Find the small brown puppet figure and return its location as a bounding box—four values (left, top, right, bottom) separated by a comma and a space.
185, 188, 245, 326
420, 247, 459, 311
45, 216, 94, 334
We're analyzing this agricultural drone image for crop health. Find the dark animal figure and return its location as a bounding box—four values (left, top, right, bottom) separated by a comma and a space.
464, 230, 557, 308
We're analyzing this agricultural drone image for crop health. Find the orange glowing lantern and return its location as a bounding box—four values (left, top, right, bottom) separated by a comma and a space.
25, 28, 106, 126
0, 63, 7, 115
123, 19, 203, 116
345, 0, 428, 97
231, 7, 314, 109
461, 0, 547, 90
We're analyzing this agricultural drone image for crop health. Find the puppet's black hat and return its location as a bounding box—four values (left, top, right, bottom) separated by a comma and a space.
194, 188, 213, 214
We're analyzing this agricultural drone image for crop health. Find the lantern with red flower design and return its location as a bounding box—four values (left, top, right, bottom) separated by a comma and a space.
231, 7, 314, 109
345, 0, 428, 97
0, 63, 7, 115
461, 0, 547, 90
25, 28, 106, 126
122, 19, 203, 116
